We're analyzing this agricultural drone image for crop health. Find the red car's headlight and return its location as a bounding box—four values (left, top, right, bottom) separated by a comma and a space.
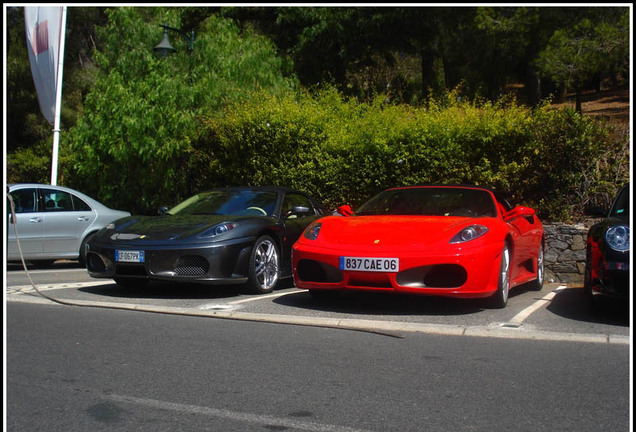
450, 225, 488, 243
304, 222, 322, 240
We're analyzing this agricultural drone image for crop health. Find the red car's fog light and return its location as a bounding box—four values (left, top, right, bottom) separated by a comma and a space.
297, 259, 343, 283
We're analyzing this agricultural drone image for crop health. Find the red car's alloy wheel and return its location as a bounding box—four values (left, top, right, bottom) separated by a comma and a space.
490, 245, 510, 308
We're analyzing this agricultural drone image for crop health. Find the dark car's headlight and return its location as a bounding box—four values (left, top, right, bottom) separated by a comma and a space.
199, 223, 238, 238
304, 222, 322, 240
606, 225, 629, 252
450, 225, 488, 243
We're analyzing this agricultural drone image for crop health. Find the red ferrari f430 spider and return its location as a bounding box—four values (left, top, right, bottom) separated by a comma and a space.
292, 185, 545, 308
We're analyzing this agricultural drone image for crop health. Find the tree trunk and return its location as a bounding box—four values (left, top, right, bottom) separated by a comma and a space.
575, 89, 583, 114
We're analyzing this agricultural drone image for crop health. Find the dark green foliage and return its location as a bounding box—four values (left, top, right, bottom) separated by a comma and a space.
195, 87, 626, 221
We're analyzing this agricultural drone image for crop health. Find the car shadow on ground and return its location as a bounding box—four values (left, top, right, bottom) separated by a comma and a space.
78, 281, 245, 301
274, 289, 492, 317
547, 286, 630, 327
7, 260, 84, 270
77, 277, 297, 300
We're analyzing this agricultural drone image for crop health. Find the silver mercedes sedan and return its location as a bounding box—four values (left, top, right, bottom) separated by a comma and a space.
7, 183, 130, 268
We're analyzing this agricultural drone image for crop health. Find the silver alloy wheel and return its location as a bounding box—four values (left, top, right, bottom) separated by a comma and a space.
499, 246, 511, 305
492, 245, 510, 308
531, 243, 544, 290
252, 237, 279, 292
537, 245, 544, 284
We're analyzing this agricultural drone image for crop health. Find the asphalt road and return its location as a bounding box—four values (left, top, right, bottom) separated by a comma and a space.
6, 300, 631, 432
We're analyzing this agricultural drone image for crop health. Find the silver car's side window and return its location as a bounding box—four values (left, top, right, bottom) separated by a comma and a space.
41, 189, 74, 212
71, 194, 92, 211
9, 189, 37, 213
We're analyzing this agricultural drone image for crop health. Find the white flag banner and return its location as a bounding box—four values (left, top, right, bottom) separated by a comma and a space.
24, 6, 64, 125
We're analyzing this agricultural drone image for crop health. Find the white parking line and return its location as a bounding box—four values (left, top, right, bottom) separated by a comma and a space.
507, 285, 568, 325
108, 393, 373, 432
6, 280, 113, 294
228, 289, 302, 305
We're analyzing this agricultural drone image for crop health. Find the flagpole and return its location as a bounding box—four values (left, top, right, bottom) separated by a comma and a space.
50, 6, 67, 186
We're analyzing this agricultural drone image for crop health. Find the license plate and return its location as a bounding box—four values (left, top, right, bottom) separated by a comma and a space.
116, 250, 145, 263
340, 257, 399, 272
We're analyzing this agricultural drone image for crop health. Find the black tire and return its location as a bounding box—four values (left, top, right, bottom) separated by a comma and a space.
488, 245, 511, 309
529, 243, 544, 291
246, 235, 280, 294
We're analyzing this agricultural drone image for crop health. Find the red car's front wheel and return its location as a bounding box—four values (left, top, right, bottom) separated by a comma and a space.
489, 245, 510, 309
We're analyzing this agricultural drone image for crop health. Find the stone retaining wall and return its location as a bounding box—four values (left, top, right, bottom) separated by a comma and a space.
543, 223, 589, 284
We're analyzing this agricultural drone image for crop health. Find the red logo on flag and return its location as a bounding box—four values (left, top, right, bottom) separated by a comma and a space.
30, 20, 49, 55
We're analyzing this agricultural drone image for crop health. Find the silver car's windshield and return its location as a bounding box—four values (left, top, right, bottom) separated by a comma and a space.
356, 188, 497, 218
169, 190, 278, 217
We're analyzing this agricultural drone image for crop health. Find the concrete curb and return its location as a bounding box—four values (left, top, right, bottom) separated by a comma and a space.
8, 294, 629, 345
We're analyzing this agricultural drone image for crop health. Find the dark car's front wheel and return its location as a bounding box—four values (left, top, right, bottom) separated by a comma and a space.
246, 235, 280, 294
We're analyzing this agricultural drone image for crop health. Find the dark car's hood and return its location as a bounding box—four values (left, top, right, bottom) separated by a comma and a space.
100, 214, 261, 243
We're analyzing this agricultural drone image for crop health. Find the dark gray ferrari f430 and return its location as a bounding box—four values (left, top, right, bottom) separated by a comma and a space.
86, 187, 325, 293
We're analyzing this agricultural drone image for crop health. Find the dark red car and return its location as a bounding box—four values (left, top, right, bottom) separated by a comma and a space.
584, 183, 630, 307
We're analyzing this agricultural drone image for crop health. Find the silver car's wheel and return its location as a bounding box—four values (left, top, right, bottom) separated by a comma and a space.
247, 235, 280, 294
490, 245, 510, 309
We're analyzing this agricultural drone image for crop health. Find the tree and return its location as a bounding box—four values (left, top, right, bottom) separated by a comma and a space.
536, 9, 629, 112
63, 7, 297, 213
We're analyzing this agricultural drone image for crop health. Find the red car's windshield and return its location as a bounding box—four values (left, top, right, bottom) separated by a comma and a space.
356, 188, 498, 218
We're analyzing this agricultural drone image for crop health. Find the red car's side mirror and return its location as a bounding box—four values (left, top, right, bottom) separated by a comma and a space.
505, 206, 535, 221
336, 205, 354, 217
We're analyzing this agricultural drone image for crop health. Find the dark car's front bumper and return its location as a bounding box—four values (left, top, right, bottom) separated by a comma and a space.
592, 256, 630, 299
86, 236, 256, 285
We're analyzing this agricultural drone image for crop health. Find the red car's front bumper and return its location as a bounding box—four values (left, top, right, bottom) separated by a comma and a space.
292, 241, 503, 298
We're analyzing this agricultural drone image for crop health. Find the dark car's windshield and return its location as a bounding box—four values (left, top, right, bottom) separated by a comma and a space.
169, 190, 278, 217
356, 188, 497, 218
609, 185, 630, 221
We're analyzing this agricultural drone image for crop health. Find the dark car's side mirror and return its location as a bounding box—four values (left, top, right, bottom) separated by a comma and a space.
158, 206, 169, 216
285, 206, 312, 219
336, 205, 354, 217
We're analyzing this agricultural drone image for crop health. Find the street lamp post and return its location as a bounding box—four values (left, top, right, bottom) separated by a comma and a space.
154, 24, 195, 77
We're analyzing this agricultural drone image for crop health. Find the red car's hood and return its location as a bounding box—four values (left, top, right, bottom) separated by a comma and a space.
315, 215, 496, 251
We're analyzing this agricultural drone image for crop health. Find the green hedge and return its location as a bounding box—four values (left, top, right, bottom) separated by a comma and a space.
12, 86, 625, 221
198, 88, 626, 221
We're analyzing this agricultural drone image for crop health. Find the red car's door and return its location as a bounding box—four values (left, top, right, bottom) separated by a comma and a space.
503, 206, 542, 285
